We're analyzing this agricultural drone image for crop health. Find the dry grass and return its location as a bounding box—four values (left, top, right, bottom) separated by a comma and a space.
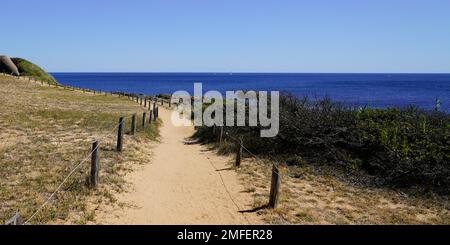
235, 160, 450, 224
211, 141, 450, 224
0, 75, 160, 224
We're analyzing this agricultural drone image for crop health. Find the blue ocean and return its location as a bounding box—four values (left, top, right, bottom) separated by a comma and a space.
52, 73, 450, 112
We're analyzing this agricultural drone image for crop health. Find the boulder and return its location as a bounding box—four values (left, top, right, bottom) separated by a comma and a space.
0, 55, 20, 76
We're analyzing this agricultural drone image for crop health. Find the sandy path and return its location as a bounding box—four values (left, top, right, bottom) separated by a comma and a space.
97, 107, 262, 224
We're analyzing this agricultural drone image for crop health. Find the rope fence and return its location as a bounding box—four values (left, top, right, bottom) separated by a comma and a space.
202, 125, 292, 223
4, 76, 165, 225
3, 73, 282, 224
223, 130, 285, 209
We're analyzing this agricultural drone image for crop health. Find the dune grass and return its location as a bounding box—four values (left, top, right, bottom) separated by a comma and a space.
11, 58, 58, 85
0, 74, 159, 224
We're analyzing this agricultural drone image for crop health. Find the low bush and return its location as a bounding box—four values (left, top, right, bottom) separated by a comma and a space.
11, 57, 58, 85
193, 94, 450, 193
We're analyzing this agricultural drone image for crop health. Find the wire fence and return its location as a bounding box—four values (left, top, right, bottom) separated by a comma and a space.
4, 76, 165, 225
24, 142, 100, 224
183, 121, 289, 223
3, 73, 284, 225
208, 127, 290, 223
23, 116, 131, 224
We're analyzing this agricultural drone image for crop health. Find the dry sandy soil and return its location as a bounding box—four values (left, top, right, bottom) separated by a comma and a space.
96, 107, 262, 224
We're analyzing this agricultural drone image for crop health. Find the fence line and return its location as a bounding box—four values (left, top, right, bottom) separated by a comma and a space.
4, 76, 163, 224
188, 121, 285, 217
20, 111, 158, 224
23, 141, 101, 224
23, 114, 132, 224
225, 132, 285, 176
221, 130, 289, 214
3, 73, 281, 223
223, 130, 286, 209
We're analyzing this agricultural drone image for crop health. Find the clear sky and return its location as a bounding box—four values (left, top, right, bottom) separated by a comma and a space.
1, 0, 450, 73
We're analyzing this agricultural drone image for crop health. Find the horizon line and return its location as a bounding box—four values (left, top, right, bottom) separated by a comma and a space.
49, 71, 450, 75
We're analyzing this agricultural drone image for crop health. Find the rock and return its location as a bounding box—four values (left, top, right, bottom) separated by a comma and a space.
0, 55, 20, 76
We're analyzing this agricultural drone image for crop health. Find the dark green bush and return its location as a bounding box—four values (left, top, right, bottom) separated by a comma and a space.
193, 94, 450, 193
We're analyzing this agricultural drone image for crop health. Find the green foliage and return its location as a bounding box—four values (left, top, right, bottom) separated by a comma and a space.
356, 107, 449, 190
11, 57, 58, 85
194, 94, 450, 193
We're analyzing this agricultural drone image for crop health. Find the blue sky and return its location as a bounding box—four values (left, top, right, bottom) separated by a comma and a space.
1, 0, 450, 72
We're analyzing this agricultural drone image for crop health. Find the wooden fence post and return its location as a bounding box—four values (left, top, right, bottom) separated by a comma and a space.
149, 110, 153, 124
156, 107, 159, 118
144, 98, 147, 107
90, 140, 100, 187
161, 99, 163, 106
269, 164, 281, 208
131, 113, 136, 135
142, 112, 147, 128
218, 126, 224, 145
153, 101, 156, 112
169, 99, 171, 108
235, 137, 243, 167
140, 97, 143, 105
117, 117, 124, 152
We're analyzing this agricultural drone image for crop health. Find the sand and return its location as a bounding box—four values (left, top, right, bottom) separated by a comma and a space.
97, 106, 262, 224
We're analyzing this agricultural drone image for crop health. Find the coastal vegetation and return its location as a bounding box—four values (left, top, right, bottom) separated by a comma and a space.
11, 58, 59, 85
194, 94, 450, 194
0, 74, 159, 224
192, 94, 449, 224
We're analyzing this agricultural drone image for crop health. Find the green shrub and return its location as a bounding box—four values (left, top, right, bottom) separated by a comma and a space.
356, 108, 449, 190
11, 57, 58, 85
193, 94, 450, 193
